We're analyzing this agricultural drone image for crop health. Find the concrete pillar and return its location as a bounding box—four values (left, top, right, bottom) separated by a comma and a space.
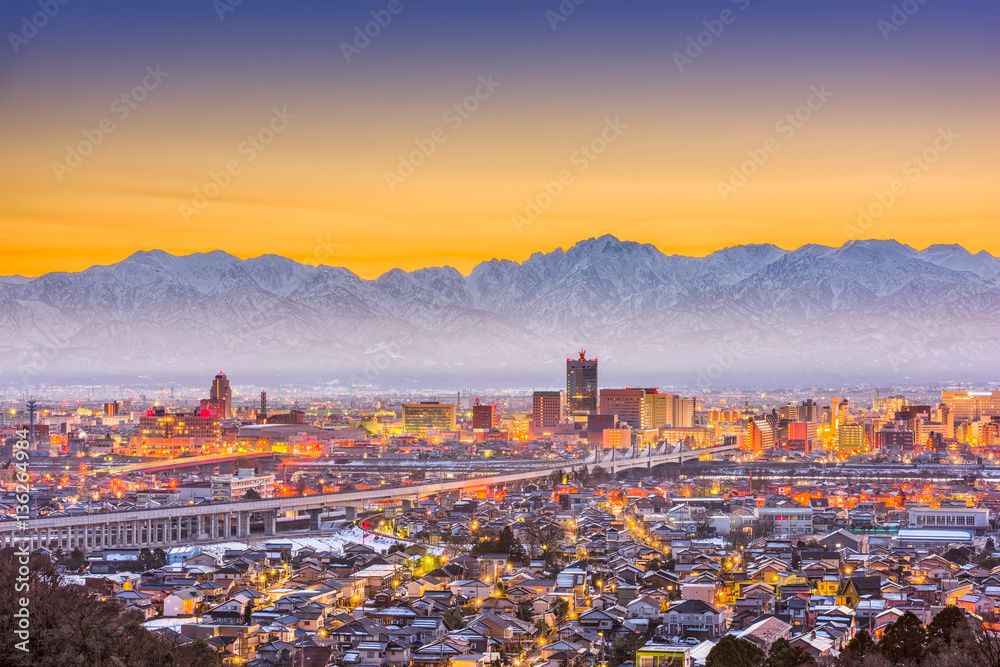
307, 509, 322, 531
237, 511, 250, 538
223, 513, 232, 539
401, 499, 413, 511
263, 510, 277, 536
209, 514, 218, 540
343, 506, 357, 521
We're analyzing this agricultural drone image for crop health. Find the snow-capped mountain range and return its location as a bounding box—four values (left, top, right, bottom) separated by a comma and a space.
2, 236, 998, 388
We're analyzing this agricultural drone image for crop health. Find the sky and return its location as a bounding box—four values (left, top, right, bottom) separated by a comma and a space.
1, 0, 998, 278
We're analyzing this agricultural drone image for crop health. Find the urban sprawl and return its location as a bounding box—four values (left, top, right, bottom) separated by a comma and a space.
4, 354, 1000, 666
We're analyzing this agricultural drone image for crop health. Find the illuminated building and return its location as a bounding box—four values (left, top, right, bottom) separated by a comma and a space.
210, 371, 233, 419
646, 392, 695, 428
532, 391, 562, 429
103, 401, 120, 416
747, 414, 778, 452
603, 427, 632, 448
140, 408, 220, 439
566, 350, 598, 415
941, 390, 1000, 421
798, 399, 820, 422
402, 402, 457, 437
875, 424, 914, 453
211, 468, 275, 501
472, 398, 498, 429
600, 388, 650, 429
709, 409, 742, 423
838, 423, 866, 454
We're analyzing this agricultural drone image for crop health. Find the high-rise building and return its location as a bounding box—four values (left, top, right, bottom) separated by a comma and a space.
210, 371, 233, 419
532, 391, 562, 429
472, 398, 499, 429
600, 388, 649, 429
747, 413, 778, 453
798, 399, 820, 422
103, 401, 120, 417
838, 423, 866, 454
402, 402, 457, 437
672, 396, 696, 428
566, 350, 598, 415
645, 392, 696, 428
941, 390, 1000, 421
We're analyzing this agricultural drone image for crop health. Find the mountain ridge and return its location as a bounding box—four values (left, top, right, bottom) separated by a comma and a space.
1, 237, 997, 387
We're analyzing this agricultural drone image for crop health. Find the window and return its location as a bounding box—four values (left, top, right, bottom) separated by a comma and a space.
947, 516, 955, 525
956, 517, 965, 526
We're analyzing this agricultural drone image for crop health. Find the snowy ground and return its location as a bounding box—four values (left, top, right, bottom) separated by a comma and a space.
196, 524, 445, 558
142, 617, 202, 630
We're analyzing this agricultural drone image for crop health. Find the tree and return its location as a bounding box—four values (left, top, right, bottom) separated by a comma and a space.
706, 636, 765, 667
66, 546, 87, 572
295, 476, 310, 495
607, 633, 646, 667
442, 608, 466, 630
591, 465, 611, 486
986, 537, 996, 554
926, 605, 969, 655
243, 488, 261, 500
0, 550, 222, 666
842, 629, 878, 662
552, 597, 570, 623
764, 638, 815, 667
942, 547, 970, 566
878, 611, 926, 664
549, 468, 565, 488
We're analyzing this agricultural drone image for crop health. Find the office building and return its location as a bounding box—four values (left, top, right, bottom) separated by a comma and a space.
941, 390, 1000, 421
838, 423, 867, 454
402, 402, 457, 437
210, 371, 233, 419
472, 399, 498, 429
875, 424, 914, 452
566, 350, 598, 415
532, 391, 562, 429
600, 388, 650, 429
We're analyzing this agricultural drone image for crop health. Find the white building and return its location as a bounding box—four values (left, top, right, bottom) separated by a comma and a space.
908, 507, 990, 534
755, 506, 814, 536
211, 468, 275, 501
